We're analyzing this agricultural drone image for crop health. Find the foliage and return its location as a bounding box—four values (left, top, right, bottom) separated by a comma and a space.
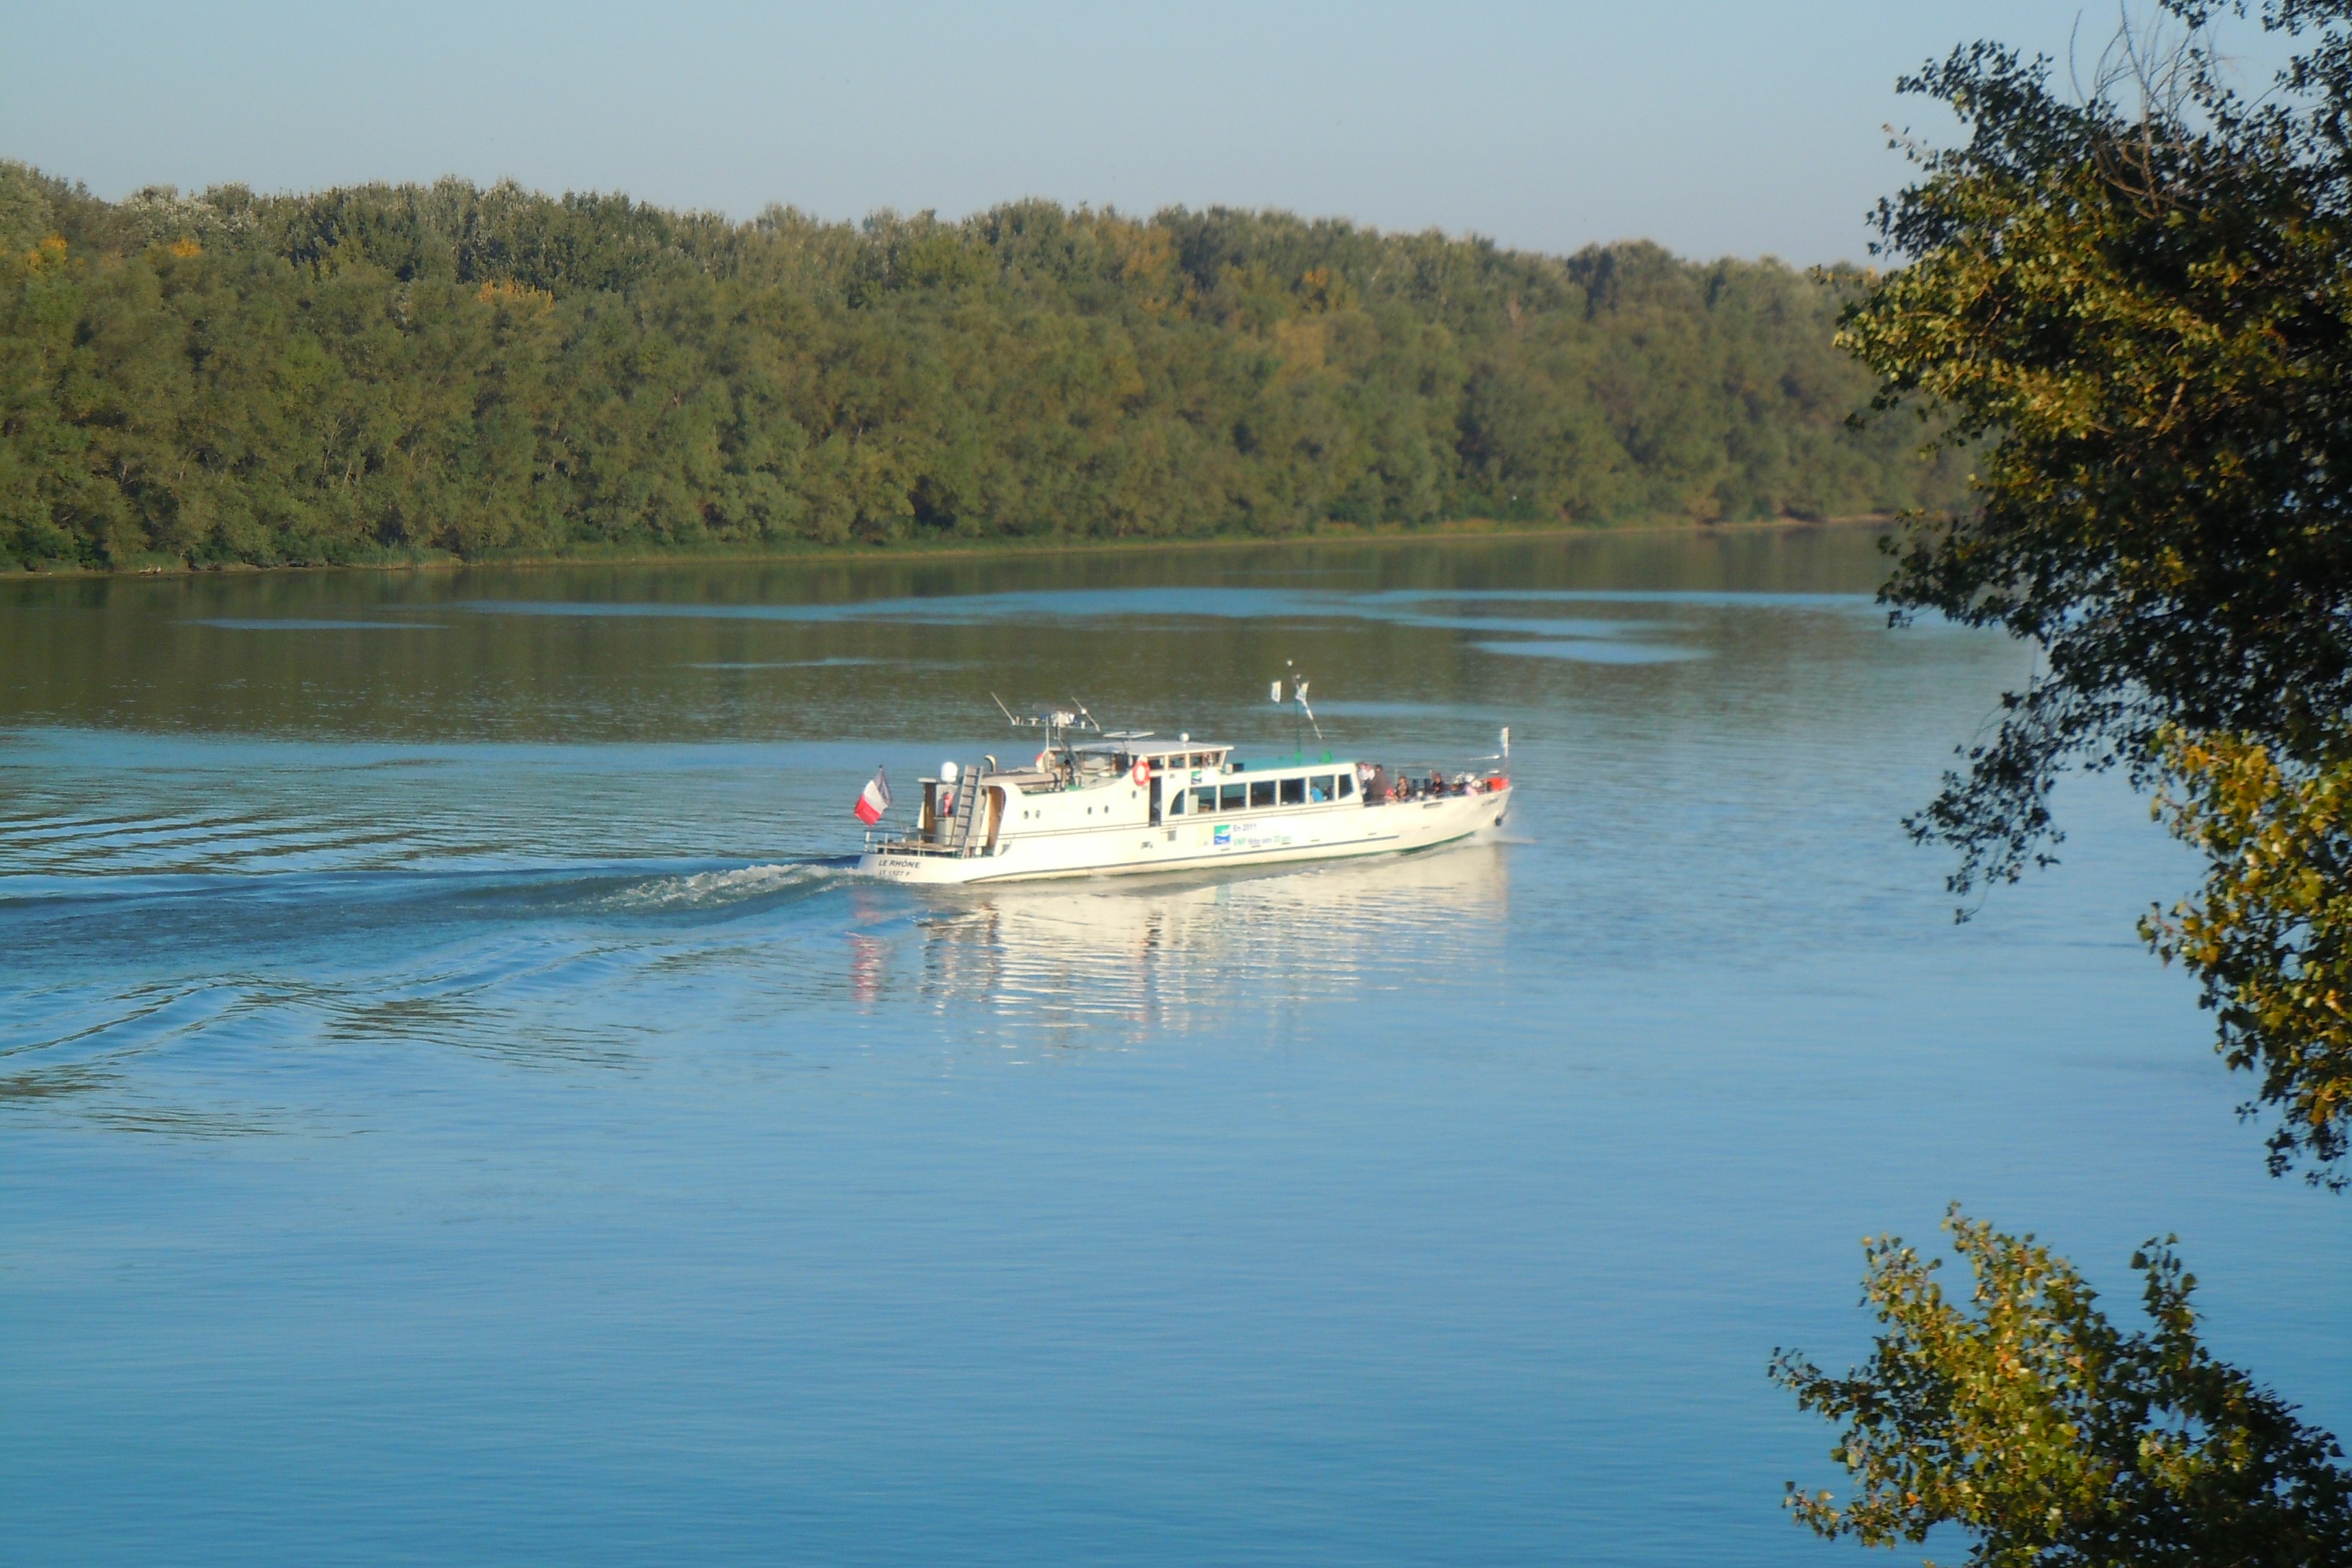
0, 164, 1965, 571
1771, 1208, 2352, 1567
1854, 3, 2352, 894
0, 161, 51, 254
2147, 729, 2352, 1182
1846, 4, 2352, 1180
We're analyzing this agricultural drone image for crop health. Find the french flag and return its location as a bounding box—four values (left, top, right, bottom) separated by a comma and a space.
852, 766, 893, 825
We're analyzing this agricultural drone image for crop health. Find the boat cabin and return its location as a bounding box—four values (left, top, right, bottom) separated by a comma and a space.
1149, 752, 1358, 819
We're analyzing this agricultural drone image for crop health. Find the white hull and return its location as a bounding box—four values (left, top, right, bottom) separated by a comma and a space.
860, 783, 1509, 886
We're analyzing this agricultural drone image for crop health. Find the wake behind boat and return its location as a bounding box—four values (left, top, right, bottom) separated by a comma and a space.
855, 675, 1511, 885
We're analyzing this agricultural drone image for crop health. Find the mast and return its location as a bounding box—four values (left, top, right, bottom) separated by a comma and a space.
1273, 662, 1323, 755
990, 692, 1100, 770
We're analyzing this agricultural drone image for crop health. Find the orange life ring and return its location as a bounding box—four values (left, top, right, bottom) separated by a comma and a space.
1035, 749, 1051, 771
1130, 757, 1150, 787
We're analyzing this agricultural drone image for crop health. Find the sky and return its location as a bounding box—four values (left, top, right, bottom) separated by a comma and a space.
0, 1, 2302, 265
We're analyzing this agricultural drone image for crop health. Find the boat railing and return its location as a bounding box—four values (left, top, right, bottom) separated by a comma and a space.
867, 828, 975, 858
1360, 759, 1510, 806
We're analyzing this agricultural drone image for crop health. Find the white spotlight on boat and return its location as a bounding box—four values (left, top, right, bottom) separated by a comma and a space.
940, 760, 961, 783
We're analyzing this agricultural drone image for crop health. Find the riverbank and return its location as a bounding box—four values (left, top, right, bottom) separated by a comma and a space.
0, 512, 1901, 580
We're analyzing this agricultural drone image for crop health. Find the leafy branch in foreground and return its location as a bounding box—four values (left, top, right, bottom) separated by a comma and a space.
1855, 4, 2352, 896
2147, 729, 2352, 1184
1849, 2, 2352, 1182
1771, 1208, 2352, 1567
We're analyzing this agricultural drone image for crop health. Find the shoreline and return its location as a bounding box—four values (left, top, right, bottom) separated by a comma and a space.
0, 512, 1903, 582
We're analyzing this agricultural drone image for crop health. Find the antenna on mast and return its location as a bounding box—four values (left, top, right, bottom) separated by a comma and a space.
990, 692, 1108, 772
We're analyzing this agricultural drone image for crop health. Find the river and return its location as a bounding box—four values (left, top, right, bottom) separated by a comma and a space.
4, 529, 2346, 1565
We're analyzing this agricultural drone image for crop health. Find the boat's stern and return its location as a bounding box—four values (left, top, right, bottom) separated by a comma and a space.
857, 846, 989, 884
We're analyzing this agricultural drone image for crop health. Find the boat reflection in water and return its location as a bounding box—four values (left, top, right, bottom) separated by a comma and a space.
900, 839, 1510, 1041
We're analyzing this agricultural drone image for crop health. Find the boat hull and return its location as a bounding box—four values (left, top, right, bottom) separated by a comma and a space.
858, 785, 1509, 886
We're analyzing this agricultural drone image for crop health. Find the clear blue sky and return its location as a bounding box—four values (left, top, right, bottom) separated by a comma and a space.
0, 1, 2296, 264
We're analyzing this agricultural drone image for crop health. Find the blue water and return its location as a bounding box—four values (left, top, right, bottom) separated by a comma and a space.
4, 533, 2347, 1565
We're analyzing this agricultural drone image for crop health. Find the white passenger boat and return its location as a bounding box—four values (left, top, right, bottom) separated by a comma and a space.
856, 679, 1511, 886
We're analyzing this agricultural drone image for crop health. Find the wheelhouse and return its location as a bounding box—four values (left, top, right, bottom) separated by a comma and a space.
1020, 736, 1360, 828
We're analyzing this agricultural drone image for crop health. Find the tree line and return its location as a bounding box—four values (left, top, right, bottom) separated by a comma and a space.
0, 165, 1964, 571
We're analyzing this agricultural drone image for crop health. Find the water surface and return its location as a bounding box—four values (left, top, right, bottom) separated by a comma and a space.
6, 530, 2347, 1566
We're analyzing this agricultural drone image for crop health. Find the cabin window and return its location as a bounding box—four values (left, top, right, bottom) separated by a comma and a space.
1279, 778, 1306, 806
1309, 774, 1335, 801
1220, 783, 1246, 812
1195, 786, 1220, 813
1250, 780, 1275, 808
1338, 775, 1355, 798
1169, 790, 1187, 816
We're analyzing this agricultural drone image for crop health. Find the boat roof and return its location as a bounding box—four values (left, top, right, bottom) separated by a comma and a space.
1055, 739, 1380, 772
1069, 734, 1227, 753
1235, 752, 1351, 770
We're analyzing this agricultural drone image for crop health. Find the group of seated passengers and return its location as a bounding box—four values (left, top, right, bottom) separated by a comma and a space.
1359, 765, 1492, 803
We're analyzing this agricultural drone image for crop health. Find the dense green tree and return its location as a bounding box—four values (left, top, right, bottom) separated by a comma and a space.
1773, 1210, 2352, 1568
1851, 1, 2352, 1181
0, 164, 1963, 574
0, 161, 50, 253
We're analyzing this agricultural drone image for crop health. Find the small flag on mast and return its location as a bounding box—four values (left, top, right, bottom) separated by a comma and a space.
852, 766, 893, 825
